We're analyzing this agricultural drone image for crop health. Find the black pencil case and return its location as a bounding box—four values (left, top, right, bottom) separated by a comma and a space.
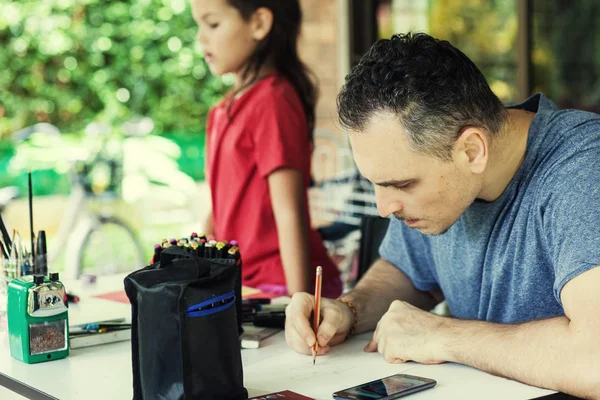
124, 246, 247, 400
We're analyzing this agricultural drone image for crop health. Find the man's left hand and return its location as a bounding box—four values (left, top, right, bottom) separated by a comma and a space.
364, 300, 447, 364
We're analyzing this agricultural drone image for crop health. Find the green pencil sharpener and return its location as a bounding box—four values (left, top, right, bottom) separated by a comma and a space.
7, 273, 69, 363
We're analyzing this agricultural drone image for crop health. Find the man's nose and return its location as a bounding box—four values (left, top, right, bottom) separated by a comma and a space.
375, 188, 402, 218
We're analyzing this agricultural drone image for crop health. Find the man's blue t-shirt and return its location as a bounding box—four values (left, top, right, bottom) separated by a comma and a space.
379, 93, 600, 323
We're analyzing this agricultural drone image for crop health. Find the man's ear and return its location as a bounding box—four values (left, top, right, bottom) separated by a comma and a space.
454, 127, 488, 174
250, 7, 273, 41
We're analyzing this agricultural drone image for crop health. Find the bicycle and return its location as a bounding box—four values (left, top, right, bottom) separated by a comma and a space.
6, 122, 145, 280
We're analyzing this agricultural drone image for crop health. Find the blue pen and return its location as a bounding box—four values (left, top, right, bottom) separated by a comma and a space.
70, 318, 129, 334
21, 258, 34, 276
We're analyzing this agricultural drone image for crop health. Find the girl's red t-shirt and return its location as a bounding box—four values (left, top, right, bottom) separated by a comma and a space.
206, 73, 341, 296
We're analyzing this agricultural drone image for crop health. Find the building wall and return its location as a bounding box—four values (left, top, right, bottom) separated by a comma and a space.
298, 0, 353, 181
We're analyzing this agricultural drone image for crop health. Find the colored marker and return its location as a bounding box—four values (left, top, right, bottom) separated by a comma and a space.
161, 239, 169, 248
190, 232, 198, 240
190, 241, 199, 256
169, 238, 177, 247
209, 240, 218, 257
227, 246, 240, 260
204, 241, 215, 258
215, 241, 227, 258
152, 244, 162, 263
198, 239, 205, 257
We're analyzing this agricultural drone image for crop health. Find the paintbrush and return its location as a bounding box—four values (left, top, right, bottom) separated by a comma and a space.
0, 213, 11, 253
28, 170, 35, 263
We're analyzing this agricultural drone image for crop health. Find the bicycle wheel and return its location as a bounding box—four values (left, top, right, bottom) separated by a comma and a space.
76, 216, 145, 277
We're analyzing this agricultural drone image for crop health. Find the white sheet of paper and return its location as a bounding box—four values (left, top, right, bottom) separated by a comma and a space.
243, 333, 554, 400
244, 335, 412, 400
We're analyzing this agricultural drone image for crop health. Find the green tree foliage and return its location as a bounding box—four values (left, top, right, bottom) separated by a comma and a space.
0, 0, 228, 137
531, 0, 600, 112
429, 0, 518, 101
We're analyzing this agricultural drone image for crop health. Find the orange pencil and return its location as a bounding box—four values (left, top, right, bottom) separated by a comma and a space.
312, 266, 323, 365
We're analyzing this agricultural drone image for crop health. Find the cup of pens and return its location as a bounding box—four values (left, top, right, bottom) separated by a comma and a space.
0, 170, 49, 281
0, 229, 48, 309
3, 235, 34, 278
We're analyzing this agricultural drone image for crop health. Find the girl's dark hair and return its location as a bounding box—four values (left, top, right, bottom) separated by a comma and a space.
228, 0, 318, 141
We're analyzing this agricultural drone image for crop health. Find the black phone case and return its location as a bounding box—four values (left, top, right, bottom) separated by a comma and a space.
332, 374, 436, 400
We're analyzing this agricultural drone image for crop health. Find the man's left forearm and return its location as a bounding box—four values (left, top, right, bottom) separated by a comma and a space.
438, 316, 600, 399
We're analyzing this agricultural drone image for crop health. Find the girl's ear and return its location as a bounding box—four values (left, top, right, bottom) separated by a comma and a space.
250, 7, 273, 41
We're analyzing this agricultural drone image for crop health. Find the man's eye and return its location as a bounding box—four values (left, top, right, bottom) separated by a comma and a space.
209, 23, 219, 29
394, 182, 413, 190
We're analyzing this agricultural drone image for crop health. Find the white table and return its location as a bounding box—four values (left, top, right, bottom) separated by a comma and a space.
0, 275, 556, 400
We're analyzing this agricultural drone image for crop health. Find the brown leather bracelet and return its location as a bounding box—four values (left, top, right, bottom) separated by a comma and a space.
338, 298, 358, 341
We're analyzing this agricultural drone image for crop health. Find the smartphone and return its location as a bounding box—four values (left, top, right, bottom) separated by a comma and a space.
332, 373, 437, 400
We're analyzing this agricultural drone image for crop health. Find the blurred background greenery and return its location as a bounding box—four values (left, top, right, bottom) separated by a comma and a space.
0, 0, 228, 136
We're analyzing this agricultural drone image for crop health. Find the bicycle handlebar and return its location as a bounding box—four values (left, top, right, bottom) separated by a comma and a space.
11, 123, 61, 142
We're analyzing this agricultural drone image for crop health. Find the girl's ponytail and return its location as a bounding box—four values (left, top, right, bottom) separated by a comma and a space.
228, 0, 318, 141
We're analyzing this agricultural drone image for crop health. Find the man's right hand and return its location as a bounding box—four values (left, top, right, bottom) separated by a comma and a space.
285, 292, 355, 355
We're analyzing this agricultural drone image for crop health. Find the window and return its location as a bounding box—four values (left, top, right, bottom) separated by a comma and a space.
530, 0, 600, 112
356, 0, 600, 109
373, 0, 519, 102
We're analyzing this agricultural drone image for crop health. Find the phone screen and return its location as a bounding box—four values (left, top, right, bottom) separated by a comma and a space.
333, 373, 436, 400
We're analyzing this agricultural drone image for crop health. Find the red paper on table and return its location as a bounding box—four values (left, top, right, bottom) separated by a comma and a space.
249, 390, 315, 400
93, 290, 130, 304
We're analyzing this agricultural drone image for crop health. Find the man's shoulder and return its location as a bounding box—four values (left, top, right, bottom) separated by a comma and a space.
529, 100, 600, 178
545, 107, 600, 136
528, 107, 600, 209
513, 93, 600, 139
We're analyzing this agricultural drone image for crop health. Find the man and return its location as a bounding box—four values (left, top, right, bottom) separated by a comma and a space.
285, 33, 600, 398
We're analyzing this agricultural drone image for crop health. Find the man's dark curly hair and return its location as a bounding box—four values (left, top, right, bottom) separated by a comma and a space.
337, 32, 508, 160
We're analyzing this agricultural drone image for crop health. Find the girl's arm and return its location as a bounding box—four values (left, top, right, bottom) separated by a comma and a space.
268, 167, 312, 294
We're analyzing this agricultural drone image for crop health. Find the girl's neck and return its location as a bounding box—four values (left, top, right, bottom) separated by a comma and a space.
233, 62, 277, 98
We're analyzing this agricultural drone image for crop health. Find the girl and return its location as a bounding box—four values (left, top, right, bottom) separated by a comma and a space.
191, 0, 343, 298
